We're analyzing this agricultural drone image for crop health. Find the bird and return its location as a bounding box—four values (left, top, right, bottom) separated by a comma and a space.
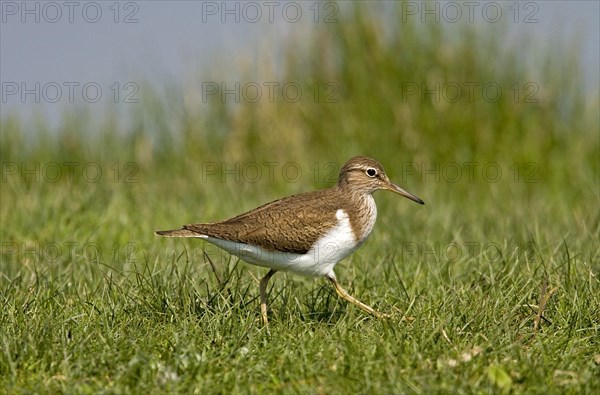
155, 156, 424, 324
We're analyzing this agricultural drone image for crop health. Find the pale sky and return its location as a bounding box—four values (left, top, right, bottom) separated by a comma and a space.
1, 1, 598, 130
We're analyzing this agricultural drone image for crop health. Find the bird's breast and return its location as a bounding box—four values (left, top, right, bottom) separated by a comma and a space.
347, 194, 378, 243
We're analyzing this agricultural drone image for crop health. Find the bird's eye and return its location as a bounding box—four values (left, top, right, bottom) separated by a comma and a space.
366, 168, 377, 178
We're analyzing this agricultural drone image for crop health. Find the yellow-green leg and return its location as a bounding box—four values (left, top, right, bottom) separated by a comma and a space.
326, 274, 389, 318
259, 269, 277, 325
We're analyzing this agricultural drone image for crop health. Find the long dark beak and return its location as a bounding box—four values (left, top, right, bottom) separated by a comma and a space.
384, 181, 425, 205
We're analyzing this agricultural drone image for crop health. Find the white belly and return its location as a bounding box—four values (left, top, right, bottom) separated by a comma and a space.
203, 209, 363, 277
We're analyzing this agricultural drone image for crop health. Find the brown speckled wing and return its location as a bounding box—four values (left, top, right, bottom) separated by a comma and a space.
183, 189, 343, 254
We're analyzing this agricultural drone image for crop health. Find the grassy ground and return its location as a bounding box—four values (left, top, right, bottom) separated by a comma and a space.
1, 4, 599, 394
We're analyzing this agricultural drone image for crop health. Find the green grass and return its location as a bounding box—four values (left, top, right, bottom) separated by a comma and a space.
1, 3, 599, 393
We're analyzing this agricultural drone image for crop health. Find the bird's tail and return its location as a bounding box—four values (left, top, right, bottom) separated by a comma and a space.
154, 228, 202, 237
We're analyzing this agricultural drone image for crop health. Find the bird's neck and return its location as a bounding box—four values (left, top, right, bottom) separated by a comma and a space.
335, 185, 378, 243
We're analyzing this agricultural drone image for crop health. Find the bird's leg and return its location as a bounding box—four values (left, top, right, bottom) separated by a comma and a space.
259, 269, 277, 325
326, 274, 390, 319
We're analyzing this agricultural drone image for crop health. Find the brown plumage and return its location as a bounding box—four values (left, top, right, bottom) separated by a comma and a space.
155, 156, 424, 324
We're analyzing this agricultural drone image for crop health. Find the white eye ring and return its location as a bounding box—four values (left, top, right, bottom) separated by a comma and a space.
366, 168, 377, 178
